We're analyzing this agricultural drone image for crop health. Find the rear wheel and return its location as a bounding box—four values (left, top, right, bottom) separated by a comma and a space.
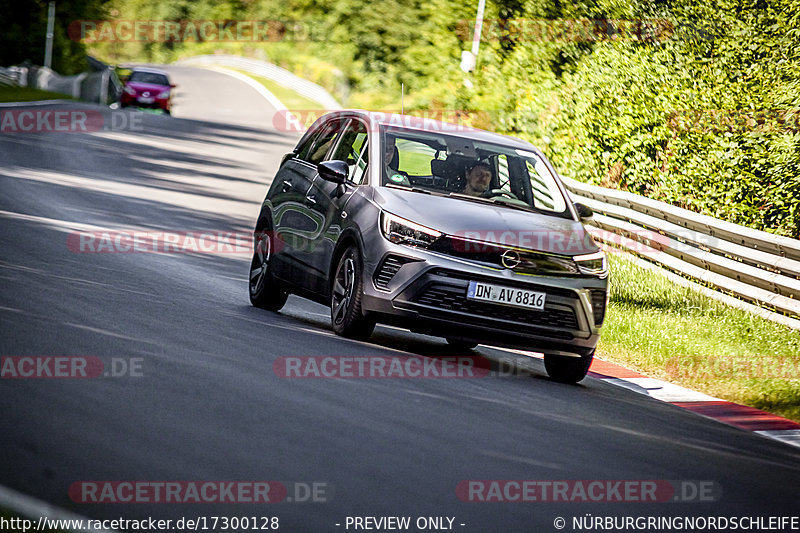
544, 350, 594, 383
331, 246, 375, 339
248, 227, 288, 311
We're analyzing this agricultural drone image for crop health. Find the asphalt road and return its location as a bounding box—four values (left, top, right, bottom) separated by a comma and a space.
1, 66, 799, 532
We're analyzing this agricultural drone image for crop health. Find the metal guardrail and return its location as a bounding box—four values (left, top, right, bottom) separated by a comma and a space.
1, 61, 121, 105
176, 55, 343, 110
0, 67, 22, 86
561, 175, 800, 329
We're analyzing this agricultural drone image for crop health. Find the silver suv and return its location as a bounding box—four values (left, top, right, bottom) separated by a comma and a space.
249, 111, 608, 383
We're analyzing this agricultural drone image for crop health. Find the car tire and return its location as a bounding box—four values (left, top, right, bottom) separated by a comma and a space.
544, 350, 594, 384
331, 246, 375, 339
248, 226, 288, 311
446, 338, 478, 350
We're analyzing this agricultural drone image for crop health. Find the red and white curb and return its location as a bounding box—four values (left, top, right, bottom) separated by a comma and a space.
587, 357, 800, 449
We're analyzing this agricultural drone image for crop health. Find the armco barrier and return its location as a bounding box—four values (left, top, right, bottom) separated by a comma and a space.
1, 62, 121, 105
561, 175, 800, 329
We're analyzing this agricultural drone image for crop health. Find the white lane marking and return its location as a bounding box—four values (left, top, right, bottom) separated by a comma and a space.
0, 483, 115, 533
602, 377, 721, 402
754, 430, 800, 449
204, 67, 287, 112
0, 208, 135, 233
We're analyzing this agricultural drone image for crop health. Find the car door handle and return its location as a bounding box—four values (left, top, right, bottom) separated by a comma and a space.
282, 180, 292, 192
306, 195, 317, 205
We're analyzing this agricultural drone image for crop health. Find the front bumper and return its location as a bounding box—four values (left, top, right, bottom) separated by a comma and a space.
360, 245, 607, 356
121, 94, 170, 111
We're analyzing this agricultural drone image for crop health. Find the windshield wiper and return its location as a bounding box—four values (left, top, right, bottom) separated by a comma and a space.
448, 192, 537, 213
490, 197, 539, 213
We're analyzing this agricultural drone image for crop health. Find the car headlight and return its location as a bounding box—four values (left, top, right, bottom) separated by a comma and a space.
157, 90, 170, 98
380, 212, 441, 248
574, 251, 608, 277
123, 86, 136, 96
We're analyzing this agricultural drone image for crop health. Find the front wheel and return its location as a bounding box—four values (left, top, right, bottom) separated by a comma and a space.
544, 350, 594, 383
249, 228, 288, 311
331, 246, 375, 339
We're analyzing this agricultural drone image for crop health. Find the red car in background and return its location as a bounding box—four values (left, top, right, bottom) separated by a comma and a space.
120, 67, 175, 114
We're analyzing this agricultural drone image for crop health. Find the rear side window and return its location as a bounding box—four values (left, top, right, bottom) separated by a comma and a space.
525, 158, 566, 213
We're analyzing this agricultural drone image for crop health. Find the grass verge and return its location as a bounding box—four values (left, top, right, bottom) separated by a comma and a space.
224, 68, 324, 111
0, 85, 74, 103
599, 252, 800, 422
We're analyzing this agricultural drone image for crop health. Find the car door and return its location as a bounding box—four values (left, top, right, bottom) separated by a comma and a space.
270, 117, 346, 287
303, 118, 370, 294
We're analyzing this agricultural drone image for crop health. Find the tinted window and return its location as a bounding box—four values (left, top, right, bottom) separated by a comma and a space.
380, 126, 571, 218
129, 71, 170, 86
303, 119, 345, 165
331, 120, 369, 184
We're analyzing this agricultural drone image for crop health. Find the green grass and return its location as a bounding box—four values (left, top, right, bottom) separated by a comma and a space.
0, 85, 74, 103
599, 252, 800, 421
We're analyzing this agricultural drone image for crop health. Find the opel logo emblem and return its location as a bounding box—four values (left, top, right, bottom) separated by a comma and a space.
143, 92, 150, 97
501, 249, 521, 269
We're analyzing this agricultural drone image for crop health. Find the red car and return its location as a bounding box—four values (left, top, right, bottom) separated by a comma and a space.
120, 67, 175, 114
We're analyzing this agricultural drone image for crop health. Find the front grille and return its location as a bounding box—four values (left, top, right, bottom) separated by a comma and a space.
430, 237, 580, 276
414, 284, 578, 331
590, 289, 607, 325
374, 255, 416, 290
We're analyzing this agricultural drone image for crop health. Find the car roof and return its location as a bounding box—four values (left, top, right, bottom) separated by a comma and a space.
128, 67, 170, 76
320, 109, 537, 151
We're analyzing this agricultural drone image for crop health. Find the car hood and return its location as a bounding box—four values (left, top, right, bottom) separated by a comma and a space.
373, 187, 599, 256
126, 82, 169, 93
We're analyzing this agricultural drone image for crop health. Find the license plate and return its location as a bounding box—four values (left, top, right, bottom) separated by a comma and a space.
137, 96, 154, 104
467, 281, 546, 310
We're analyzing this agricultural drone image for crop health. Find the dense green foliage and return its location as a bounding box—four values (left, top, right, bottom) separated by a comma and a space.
89, 0, 800, 237
1, 0, 112, 74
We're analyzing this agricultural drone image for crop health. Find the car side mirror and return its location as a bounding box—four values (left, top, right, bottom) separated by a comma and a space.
170, 83, 177, 88
318, 160, 349, 184
574, 202, 594, 222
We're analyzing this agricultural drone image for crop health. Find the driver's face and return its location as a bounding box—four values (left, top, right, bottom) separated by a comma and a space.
464, 165, 492, 195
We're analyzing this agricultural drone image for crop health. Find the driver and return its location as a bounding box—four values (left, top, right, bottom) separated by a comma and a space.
462, 161, 493, 196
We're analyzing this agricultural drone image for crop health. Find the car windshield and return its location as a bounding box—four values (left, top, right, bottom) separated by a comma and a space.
380, 126, 570, 218
129, 71, 170, 86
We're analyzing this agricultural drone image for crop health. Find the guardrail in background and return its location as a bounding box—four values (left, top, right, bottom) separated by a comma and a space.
561, 176, 800, 330
0, 59, 121, 106
0, 67, 22, 86
176, 55, 342, 110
